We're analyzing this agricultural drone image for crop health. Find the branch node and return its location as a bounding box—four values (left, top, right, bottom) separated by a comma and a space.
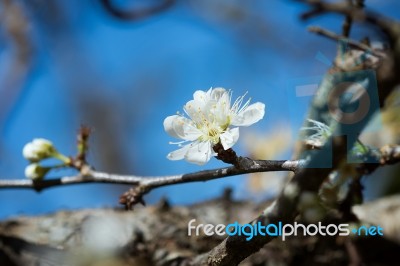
119, 186, 148, 210
213, 143, 239, 167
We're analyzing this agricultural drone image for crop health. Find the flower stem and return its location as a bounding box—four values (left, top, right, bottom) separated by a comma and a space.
52, 152, 72, 165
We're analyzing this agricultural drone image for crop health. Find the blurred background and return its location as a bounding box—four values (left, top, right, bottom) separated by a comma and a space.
1, 0, 399, 219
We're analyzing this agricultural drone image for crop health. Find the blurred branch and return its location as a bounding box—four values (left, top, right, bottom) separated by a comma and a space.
300, 0, 400, 45
191, 1, 400, 264
192, 141, 400, 265
0, 0, 34, 129
100, 0, 175, 20
301, 0, 400, 108
308, 26, 386, 58
342, 0, 364, 37
341, 0, 353, 38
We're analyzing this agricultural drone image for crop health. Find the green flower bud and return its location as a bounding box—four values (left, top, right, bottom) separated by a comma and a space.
24, 163, 50, 180
22, 138, 56, 162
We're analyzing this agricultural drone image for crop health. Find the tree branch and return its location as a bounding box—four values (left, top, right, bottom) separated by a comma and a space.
191, 0, 400, 258
300, 0, 400, 45
0, 158, 304, 205
192, 138, 400, 265
308, 26, 386, 58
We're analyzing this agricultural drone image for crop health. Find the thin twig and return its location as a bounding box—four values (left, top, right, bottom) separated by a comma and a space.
342, 0, 353, 37
308, 26, 386, 58
301, 0, 400, 45
0, 159, 304, 192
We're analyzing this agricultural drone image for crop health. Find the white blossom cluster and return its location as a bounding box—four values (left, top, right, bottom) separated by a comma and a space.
164, 87, 265, 165
22, 138, 68, 180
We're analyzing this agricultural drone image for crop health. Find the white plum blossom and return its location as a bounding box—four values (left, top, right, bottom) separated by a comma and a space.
301, 119, 332, 148
24, 163, 49, 180
22, 138, 56, 162
164, 87, 265, 165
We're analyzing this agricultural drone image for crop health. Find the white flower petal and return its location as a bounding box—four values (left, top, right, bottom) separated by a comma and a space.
24, 163, 48, 180
184, 141, 213, 165
215, 91, 231, 123
231, 102, 265, 126
210, 87, 228, 101
193, 90, 209, 105
23, 143, 36, 160
184, 99, 208, 123
220, 127, 239, 150
165, 88, 265, 165
25, 164, 40, 179
22, 138, 55, 162
163, 115, 202, 141
167, 143, 191, 161
32, 138, 53, 147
